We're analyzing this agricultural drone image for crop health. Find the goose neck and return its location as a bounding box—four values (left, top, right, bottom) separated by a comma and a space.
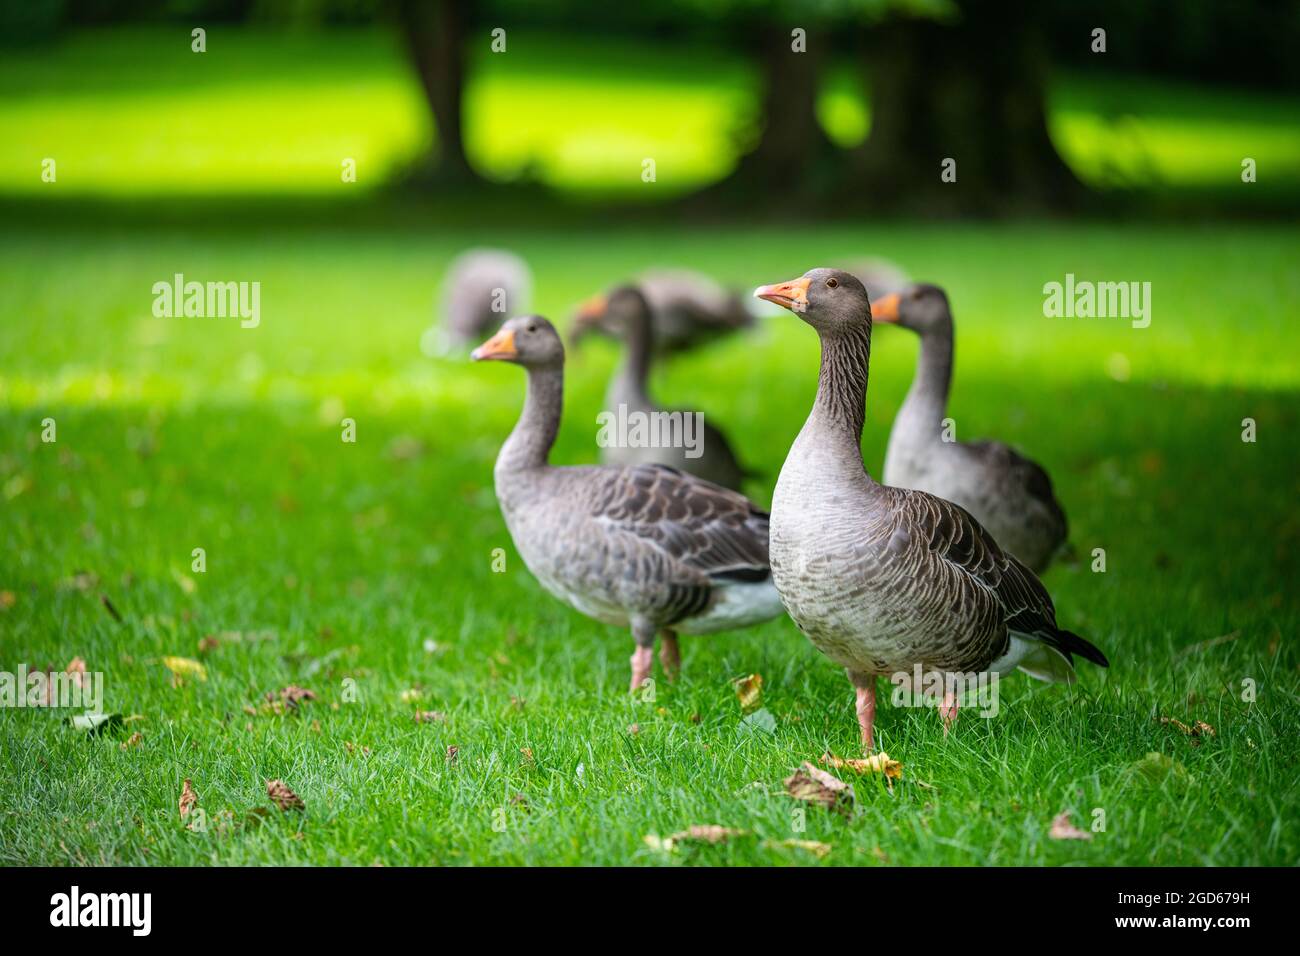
497, 363, 563, 475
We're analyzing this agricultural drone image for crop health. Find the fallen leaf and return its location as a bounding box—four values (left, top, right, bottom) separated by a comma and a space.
197, 635, 220, 653
669, 824, 748, 844
627, 722, 640, 735
413, 710, 445, 723
266, 779, 304, 811
65, 657, 87, 688
764, 838, 832, 858
120, 732, 143, 750
733, 673, 763, 714
784, 762, 852, 812
740, 707, 777, 735
445, 745, 459, 764
519, 747, 534, 766
162, 656, 207, 683
265, 685, 316, 709
510, 793, 530, 812
0, 590, 15, 609
821, 751, 903, 780
1049, 811, 1093, 841
1158, 716, 1215, 738
179, 779, 197, 819
1126, 752, 1193, 790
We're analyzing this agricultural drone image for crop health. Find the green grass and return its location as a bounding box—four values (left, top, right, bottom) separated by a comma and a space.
1, 211, 1298, 865
1, 27, 1298, 199
1, 23, 1297, 866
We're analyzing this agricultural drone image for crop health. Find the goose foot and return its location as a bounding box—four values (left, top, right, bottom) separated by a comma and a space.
659, 631, 680, 681
940, 689, 959, 736
849, 671, 877, 752
629, 646, 654, 694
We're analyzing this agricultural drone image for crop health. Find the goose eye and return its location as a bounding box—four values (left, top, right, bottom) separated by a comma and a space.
527, 324, 537, 333
826, 277, 839, 289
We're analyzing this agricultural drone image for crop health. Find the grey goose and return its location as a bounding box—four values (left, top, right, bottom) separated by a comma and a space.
438, 248, 531, 351
876, 284, 1068, 573
472, 315, 784, 691
571, 269, 754, 356
572, 284, 753, 492
755, 269, 1107, 749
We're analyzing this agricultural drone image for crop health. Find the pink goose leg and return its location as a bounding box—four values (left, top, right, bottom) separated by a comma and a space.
849, 671, 877, 751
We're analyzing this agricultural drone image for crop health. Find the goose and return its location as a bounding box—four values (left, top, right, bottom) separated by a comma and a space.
471, 315, 785, 691
572, 284, 753, 492
436, 248, 531, 351
571, 269, 754, 355
875, 284, 1068, 573
754, 269, 1107, 749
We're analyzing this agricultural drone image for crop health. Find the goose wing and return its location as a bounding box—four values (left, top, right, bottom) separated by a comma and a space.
591, 465, 770, 582
907, 490, 1105, 667
964, 439, 1068, 536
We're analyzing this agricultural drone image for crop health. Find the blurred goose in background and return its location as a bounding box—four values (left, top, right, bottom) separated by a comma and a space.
755, 269, 1107, 749
571, 268, 754, 355
875, 284, 1068, 573
472, 315, 784, 691
572, 284, 753, 492
433, 248, 531, 352
837, 256, 910, 302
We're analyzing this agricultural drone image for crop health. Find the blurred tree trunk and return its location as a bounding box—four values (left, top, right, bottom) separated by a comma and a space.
698, 25, 835, 200
394, 0, 481, 185
852, 2, 1083, 214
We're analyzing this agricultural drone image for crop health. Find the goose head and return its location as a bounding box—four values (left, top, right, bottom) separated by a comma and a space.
472, 315, 564, 369
570, 284, 654, 347
754, 267, 871, 336
870, 283, 951, 335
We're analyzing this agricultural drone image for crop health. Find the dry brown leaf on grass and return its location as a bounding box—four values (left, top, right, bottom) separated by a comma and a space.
265, 685, 316, 709
1048, 811, 1092, 841
732, 674, 763, 714
266, 779, 305, 811
763, 838, 833, 859
821, 751, 903, 779
413, 710, 446, 723
178, 779, 197, 820
65, 657, 88, 688
1158, 716, 1216, 738
519, 747, 534, 766
120, 732, 143, 750
646, 825, 749, 852
445, 745, 460, 764
784, 762, 853, 812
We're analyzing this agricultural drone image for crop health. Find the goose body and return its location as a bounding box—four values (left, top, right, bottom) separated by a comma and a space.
473, 316, 783, 690
876, 284, 1067, 572
756, 269, 1107, 748
441, 248, 531, 349
576, 285, 752, 491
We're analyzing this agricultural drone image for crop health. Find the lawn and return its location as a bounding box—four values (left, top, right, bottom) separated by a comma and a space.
0, 27, 1298, 867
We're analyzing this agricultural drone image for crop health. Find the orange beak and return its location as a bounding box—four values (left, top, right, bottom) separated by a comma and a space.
872, 292, 901, 323
575, 293, 607, 323
754, 277, 811, 313
471, 328, 517, 361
